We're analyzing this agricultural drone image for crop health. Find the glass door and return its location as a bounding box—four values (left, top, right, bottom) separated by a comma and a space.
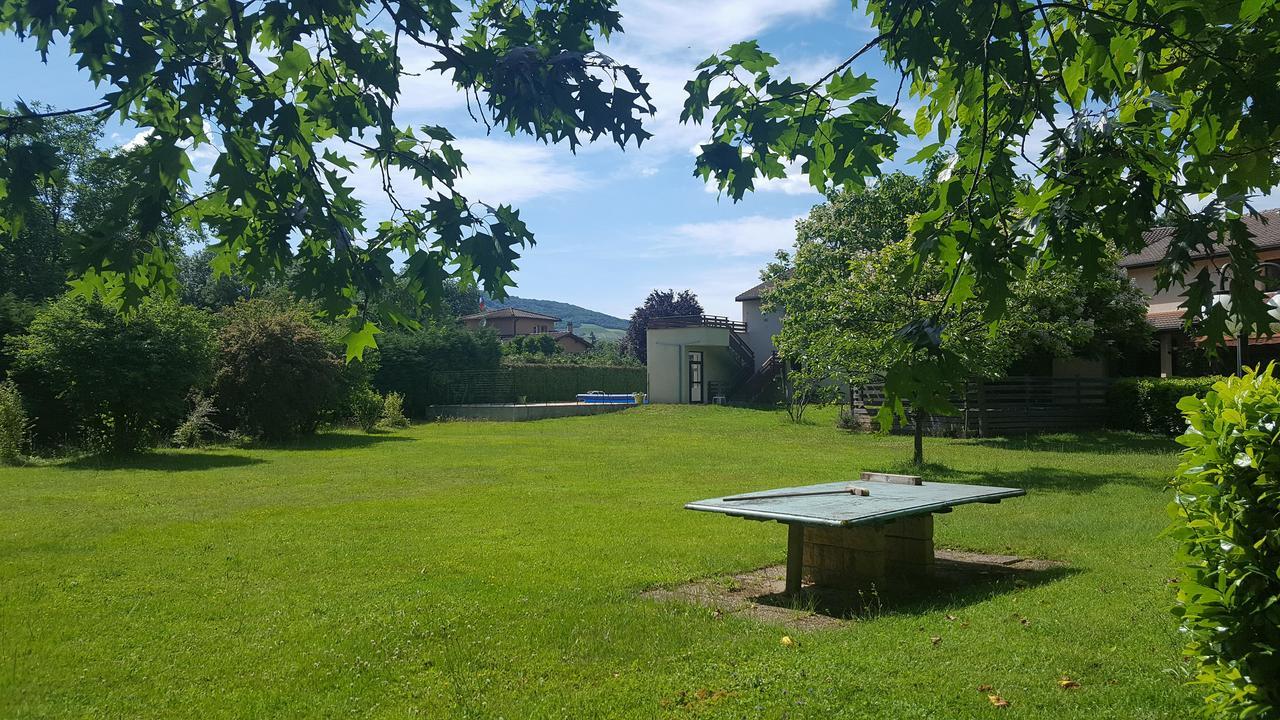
688, 351, 704, 404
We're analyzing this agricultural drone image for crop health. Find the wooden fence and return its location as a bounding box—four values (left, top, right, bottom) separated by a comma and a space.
848, 376, 1111, 437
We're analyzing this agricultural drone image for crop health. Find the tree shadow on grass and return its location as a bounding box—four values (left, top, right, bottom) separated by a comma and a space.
253, 431, 415, 452
955, 431, 1179, 456
870, 461, 1168, 494
63, 452, 266, 472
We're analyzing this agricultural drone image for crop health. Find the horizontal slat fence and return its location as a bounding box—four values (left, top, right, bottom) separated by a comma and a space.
849, 376, 1111, 437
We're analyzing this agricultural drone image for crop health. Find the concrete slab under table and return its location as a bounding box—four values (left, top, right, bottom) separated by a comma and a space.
685, 475, 1025, 593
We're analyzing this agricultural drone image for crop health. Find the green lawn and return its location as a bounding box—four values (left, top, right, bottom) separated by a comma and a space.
0, 406, 1196, 718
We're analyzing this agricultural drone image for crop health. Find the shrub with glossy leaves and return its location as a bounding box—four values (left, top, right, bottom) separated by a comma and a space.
1171, 367, 1280, 717
7, 296, 215, 453
212, 299, 342, 441
1108, 377, 1226, 436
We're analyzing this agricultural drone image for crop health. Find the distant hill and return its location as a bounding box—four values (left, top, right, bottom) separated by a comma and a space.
482, 296, 629, 341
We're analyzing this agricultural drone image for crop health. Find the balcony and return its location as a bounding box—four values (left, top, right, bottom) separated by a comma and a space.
647, 314, 747, 333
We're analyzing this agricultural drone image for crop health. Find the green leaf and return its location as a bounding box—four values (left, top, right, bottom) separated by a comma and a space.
343, 320, 382, 362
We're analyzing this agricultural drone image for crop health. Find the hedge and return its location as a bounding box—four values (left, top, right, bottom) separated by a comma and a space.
1106, 376, 1225, 435
372, 326, 502, 412
507, 364, 647, 403
1171, 368, 1280, 716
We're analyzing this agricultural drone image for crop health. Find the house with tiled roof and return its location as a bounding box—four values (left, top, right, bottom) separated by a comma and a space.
459, 307, 593, 354
1119, 209, 1280, 376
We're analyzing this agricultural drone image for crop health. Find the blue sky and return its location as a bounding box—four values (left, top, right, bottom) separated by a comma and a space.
0, 1, 913, 319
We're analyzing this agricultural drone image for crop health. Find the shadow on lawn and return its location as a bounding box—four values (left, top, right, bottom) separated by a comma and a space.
755, 555, 1078, 622
872, 460, 1168, 494
252, 431, 415, 452
64, 452, 265, 472
646, 552, 1078, 627
955, 431, 1178, 456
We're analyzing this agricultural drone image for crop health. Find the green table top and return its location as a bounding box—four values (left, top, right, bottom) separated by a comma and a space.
685, 479, 1025, 528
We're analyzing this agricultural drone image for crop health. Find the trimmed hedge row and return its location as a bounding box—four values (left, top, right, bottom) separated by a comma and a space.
1172, 369, 1280, 716
508, 364, 647, 403
1106, 376, 1226, 435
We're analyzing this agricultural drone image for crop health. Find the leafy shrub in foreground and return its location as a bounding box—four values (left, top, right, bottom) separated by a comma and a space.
0, 380, 28, 463
1108, 376, 1225, 435
1171, 367, 1280, 717
7, 296, 215, 453
213, 299, 342, 441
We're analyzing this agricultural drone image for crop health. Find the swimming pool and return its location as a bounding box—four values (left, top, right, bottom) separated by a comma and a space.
576, 392, 645, 405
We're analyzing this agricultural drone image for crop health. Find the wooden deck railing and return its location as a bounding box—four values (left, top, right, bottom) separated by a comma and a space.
648, 315, 748, 333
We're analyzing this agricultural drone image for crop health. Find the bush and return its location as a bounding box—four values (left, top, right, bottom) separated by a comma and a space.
212, 298, 342, 441
350, 386, 384, 432
1107, 376, 1225, 435
171, 393, 226, 448
373, 325, 501, 415
7, 296, 215, 453
1171, 367, 1280, 717
504, 334, 560, 356
381, 392, 409, 428
0, 380, 28, 463
0, 293, 37, 375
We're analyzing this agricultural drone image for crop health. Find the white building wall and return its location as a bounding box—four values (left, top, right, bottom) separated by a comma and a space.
740, 298, 782, 369
645, 326, 733, 403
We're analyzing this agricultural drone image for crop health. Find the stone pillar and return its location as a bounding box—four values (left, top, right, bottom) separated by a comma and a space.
801, 515, 934, 589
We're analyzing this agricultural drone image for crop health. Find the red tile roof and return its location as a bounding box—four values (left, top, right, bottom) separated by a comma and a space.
1146, 310, 1185, 331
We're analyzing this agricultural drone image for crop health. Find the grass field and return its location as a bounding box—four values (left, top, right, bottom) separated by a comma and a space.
0, 405, 1197, 718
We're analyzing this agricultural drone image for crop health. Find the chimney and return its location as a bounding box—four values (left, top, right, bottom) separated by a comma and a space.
567, 321, 574, 334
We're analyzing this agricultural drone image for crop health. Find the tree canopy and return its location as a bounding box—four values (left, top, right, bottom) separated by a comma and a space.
684, 0, 1280, 414
623, 289, 702, 364
0, 0, 653, 357
765, 170, 1151, 461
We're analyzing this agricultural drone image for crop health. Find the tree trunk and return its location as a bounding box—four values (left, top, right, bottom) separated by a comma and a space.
913, 405, 925, 466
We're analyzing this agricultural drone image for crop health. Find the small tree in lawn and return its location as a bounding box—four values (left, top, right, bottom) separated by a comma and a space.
623, 289, 703, 364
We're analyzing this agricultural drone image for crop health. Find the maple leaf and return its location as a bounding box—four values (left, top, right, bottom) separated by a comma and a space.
988, 694, 1011, 708
1058, 677, 1081, 690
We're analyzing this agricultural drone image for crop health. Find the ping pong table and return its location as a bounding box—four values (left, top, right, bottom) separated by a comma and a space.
685, 473, 1025, 593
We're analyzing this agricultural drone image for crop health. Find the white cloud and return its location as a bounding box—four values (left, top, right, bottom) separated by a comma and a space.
343, 136, 588, 219
453, 138, 587, 202
701, 159, 820, 196
394, 44, 469, 113
655, 214, 801, 258
617, 0, 833, 53
121, 121, 221, 179
600, 1, 841, 161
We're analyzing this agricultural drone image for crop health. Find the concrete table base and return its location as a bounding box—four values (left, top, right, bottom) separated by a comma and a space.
686, 476, 1024, 595
785, 515, 935, 592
